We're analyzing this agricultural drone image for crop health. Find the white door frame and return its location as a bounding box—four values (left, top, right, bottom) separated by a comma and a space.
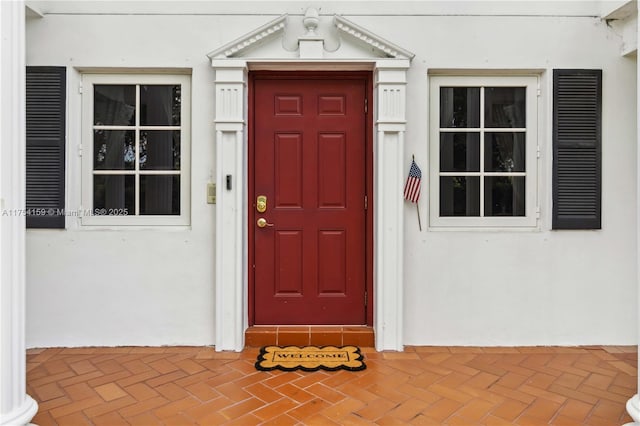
209, 12, 413, 351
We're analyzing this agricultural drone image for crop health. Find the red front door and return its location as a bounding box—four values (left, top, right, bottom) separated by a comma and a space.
250, 73, 368, 324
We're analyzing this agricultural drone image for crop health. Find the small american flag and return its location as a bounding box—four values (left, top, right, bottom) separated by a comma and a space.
404, 159, 422, 203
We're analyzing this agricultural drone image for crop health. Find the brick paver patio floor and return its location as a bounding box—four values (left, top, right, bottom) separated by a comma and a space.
27, 345, 636, 425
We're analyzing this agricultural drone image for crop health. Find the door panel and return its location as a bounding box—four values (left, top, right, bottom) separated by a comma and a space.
318, 230, 347, 295
318, 133, 347, 208
275, 231, 303, 295
275, 133, 303, 207
252, 76, 367, 324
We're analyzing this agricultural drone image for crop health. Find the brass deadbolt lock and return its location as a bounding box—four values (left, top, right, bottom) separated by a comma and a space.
256, 195, 267, 213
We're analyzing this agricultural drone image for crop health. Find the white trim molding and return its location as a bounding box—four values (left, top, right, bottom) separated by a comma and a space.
374, 60, 410, 351
210, 10, 413, 352
0, 1, 38, 424
334, 15, 415, 60
213, 62, 248, 352
207, 15, 288, 60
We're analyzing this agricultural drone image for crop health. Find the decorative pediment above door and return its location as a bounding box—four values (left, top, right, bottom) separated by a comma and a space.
206, 8, 414, 61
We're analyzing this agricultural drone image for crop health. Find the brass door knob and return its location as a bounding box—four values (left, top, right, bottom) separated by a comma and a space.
257, 218, 274, 228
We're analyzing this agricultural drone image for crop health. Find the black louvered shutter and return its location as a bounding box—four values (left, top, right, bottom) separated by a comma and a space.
26, 67, 66, 228
552, 69, 602, 230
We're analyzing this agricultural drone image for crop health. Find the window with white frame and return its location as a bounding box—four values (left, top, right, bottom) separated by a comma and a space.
81, 74, 190, 226
429, 75, 538, 228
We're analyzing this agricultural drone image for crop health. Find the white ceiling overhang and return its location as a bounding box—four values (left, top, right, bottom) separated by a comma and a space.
601, 0, 637, 57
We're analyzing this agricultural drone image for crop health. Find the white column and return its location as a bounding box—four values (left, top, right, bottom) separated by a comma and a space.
212, 61, 247, 352
374, 60, 410, 351
0, 1, 39, 425
625, 13, 640, 425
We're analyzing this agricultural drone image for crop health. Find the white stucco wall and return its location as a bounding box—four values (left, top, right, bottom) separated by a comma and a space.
25, 2, 637, 347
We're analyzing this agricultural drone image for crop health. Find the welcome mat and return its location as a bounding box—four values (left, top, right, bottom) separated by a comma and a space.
255, 345, 366, 372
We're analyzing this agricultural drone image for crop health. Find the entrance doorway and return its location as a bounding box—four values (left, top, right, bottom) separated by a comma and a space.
249, 72, 372, 325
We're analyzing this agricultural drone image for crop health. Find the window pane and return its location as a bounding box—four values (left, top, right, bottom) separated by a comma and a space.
140, 85, 181, 126
440, 133, 480, 172
484, 176, 525, 216
484, 133, 526, 172
93, 175, 134, 213
94, 130, 135, 170
440, 176, 480, 216
440, 87, 480, 128
484, 87, 526, 128
140, 130, 180, 170
94, 85, 135, 126
140, 175, 180, 215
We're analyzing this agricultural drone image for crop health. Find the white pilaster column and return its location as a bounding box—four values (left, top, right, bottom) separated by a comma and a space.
212, 61, 247, 352
374, 60, 410, 351
0, 1, 39, 425
625, 13, 640, 426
